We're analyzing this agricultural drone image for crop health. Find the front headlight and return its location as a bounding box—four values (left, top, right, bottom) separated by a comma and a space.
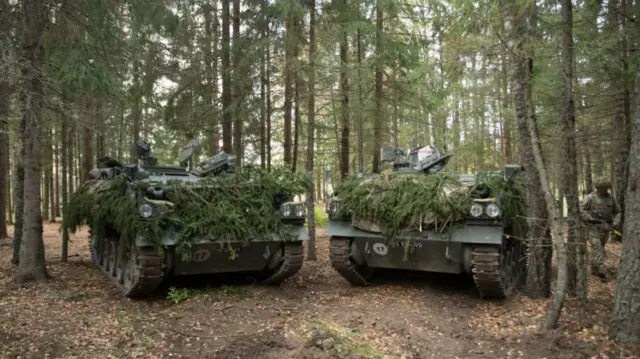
486, 204, 501, 218
280, 202, 305, 217
282, 205, 292, 217
470, 203, 483, 217
139, 203, 153, 218
329, 199, 340, 214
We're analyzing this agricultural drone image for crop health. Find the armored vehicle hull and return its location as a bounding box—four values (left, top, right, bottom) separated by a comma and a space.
88, 226, 307, 298
66, 141, 309, 298
324, 145, 527, 299
326, 220, 525, 298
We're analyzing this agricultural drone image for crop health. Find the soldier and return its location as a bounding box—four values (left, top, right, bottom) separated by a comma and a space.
579, 176, 621, 280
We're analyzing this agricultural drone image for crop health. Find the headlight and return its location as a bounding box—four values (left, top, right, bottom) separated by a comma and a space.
282, 205, 292, 217
329, 200, 340, 214
139, 203, 153, 218
486, 204, 501, 218
295, 204, 305, 217
470, 203, 483, 217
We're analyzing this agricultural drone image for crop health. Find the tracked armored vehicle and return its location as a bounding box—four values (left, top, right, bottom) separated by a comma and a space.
71, 141, 307, 298
325, 145, 527, 299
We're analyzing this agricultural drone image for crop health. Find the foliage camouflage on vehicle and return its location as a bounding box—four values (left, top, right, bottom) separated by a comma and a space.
62, 166, 310, 261
332, 171, 527, 259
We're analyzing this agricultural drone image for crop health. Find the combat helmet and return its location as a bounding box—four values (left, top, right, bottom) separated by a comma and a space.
593, 176, 611, 189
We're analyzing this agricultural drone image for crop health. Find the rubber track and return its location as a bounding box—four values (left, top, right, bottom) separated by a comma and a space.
88, 227, 165, 298
471, 244, 510, 299
260, 242, 304, 285
329, 238, 370, 286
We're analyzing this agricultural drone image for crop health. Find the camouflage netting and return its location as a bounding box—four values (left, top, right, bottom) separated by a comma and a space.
62, 166, 310, 260
334, 172, 527, 243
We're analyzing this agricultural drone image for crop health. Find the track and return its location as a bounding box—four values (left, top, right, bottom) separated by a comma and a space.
259, 242, 305, 285
89, 227, 165, 298
329, 237, 373, 285
471, 239, 524, 299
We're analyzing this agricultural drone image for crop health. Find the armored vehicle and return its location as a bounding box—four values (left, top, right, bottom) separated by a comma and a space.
325, 145, 527, 299
74, 141, 307, 298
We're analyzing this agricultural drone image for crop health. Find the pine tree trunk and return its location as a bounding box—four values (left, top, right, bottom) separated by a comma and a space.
67, 117, 74, 201
232, 0, 242, 166
260, 0, 267, 169
43, 133, 50, 222
509, 2, 552, 298
12, 111, 25, 265
306, 0, 317, 261
293, 15, 301, 173
0, 52, 8, 238
204, 1, 218, 157
283, 12, 293, 166
612, 0, 632, 242
608, 66, 640, 346
60, 91, 69, 262
356, 28, 364, 173
559, 0, 586, 318
16, 0, 49, 283
211, 0, 220, 155
83, 99, 94, 181
372, 1, 383, 174
130, 61, 141, 162
54, 130, 60, 218
339, 9, 349, 179
221, 0, 232, 154
46, 127, 54, 222
266, 38, 272, 171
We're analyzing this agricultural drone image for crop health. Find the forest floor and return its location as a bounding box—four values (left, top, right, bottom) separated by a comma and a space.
0, 222, 638, 359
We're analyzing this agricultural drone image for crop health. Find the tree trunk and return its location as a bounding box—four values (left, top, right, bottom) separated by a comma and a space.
559, 0, 586, 318
339, 9, 349, 179
232, 0, 242, 166
356, 28, 364, 173
12, 143, 23, 265
83, 100, 94, 181
306, 0, 317, 261
61, 89, 70, 262
48, 127, 55, 222
43, 133, 50, 222
130, 61, 141, 163
266, 37, 272, 171
293, 16, 301, 172
16, 0, 49, 282
612, 0, 632, 242
509, 0, 552, 298
501, 53, 512, 163
372, 1, 383, 173
221, 0, 232, 154
54, 130, 60, 218
0, 39, 8, 238
608, 66, 640, 346
0, 0, 8, 235
204, 1, 219, 156
283, 12, 294, 166
260, 0, 267, 169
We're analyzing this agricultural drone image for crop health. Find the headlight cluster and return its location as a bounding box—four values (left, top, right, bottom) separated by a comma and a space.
326, 199, 340, 215
469, 203, 501, 218
281, 202, 305, 218
138, 198, 171, 219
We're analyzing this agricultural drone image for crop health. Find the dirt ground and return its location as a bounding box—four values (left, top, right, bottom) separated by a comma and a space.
0, 222, 638, 359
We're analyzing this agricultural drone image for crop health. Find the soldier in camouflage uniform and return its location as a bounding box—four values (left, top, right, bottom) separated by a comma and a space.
579, 176, 621, 280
